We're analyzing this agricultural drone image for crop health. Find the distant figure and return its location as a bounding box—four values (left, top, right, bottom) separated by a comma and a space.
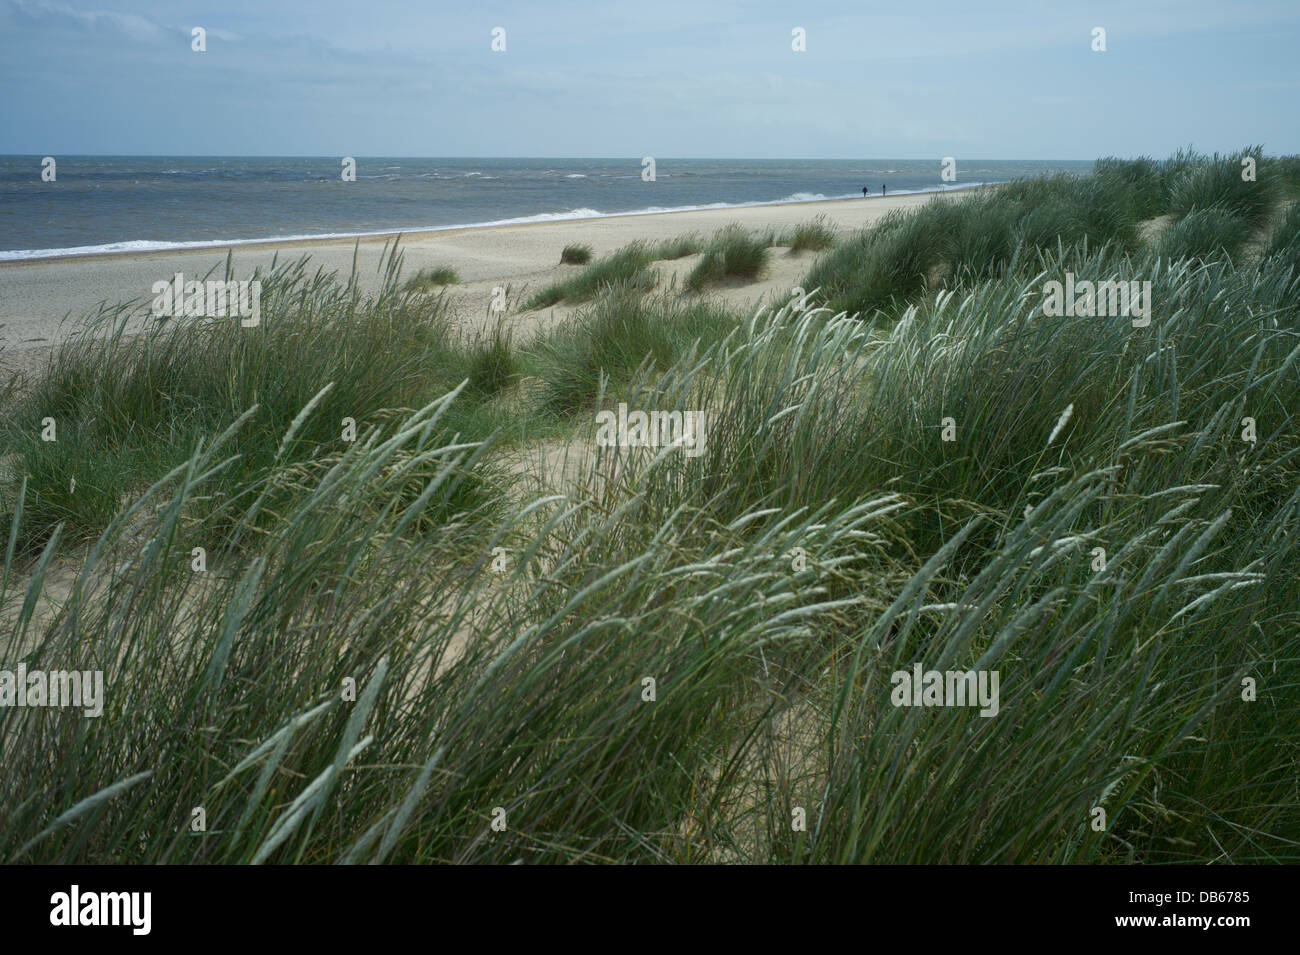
862, 186, 868, 198
882, 183, 887, 196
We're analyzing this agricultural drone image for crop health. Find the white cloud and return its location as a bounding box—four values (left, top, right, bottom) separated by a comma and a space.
8, 0, 165, 42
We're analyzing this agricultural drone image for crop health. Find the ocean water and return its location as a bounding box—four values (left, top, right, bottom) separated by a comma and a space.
0, 157, 1094, 260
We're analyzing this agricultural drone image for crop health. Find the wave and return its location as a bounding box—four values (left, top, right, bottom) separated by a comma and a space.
0, 183, 990, 261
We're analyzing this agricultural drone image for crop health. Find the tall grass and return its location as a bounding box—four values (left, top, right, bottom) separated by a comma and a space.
560, 244, 593, 265
800, 152, 1287, 318
525, 243, 657, 308
631, 248, 1300, 860
1264, 155, 1300, 198
1094, 156, 1165, 219
1158, 206, 1253, 263
649, 233, 706, 260
464, 319, 519, 397
404, 266, 459, 290
802, 206, 945, 317
3, 149, 1298, 864
1264, 200, 1300, 272
1166, 147, 1276, 226
532, 289, 736, 413
0, 247, 499, 552
685, 225, 771, 291
784, 216, 837, 253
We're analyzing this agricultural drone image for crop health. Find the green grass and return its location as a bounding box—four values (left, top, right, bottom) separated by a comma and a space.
804, 167, 1152, 317
532, 289, 737, 413
1094, 155, 1165, 219
802, 205, 945, 317
404, 266, 459, 291
3, 147, 1299, 865
649, 233, 706, 260
1261, 201, 1300, 286
1166, 147, 1276, 226
464, 319, 519, 397
784, 215, 836, 253
525, 243, 657, 309
1265, 200, 1300, 258
1264, 155, 1300, 198
685, 225, 771, 291
532, 227, 798, 306
1158, 205, 1253, 263
937, 193, 1019, 283
560, 243, 593, 265
0, 248, 501, 553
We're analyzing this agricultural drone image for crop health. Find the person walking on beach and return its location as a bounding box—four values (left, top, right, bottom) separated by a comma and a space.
882, 183, 887, 197
862, 186, 869, 198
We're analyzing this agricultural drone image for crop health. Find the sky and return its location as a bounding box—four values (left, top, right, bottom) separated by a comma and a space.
1, 0, 1297, 159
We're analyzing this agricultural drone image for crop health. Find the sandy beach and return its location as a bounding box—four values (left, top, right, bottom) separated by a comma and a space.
0, 191, 951, 369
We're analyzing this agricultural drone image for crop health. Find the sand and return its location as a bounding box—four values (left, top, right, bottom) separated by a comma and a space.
0, 191, 963, 372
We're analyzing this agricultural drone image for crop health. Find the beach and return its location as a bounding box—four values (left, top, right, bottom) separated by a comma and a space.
3, 0, 1298, 882
0, 191, 947, 369
4, 147, 1299, 869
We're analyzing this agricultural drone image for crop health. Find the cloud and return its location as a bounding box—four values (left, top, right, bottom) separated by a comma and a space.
7, 0, 165, 42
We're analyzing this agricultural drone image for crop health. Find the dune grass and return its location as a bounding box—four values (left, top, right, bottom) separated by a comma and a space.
802, 205, 945, 318
685, 225, 771, 291
799, 154, 1287, 319
629, 299, 1299, 863
1093, 156, 1166, 219
784, 215, 836, 253
559, 243, 593, 265
404, 266, 459, 291
1166, 147, 1276, 226
2, 147, 1299, 865
525, 243, 658, 308
1264, 200, 1300, 274
1265, 155, 1300, 197
531, 223, 825, 308
463, 319, 519, 398
532, 289, 737, 413
1158, 205, 1253, 263
0, 248, 505, 554
649, 233, 706, 260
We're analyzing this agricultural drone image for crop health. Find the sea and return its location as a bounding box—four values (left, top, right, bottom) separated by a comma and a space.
0, 157, 1094, 260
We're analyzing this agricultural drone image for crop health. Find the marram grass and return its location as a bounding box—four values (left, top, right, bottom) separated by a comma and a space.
2, 148, 1298, 863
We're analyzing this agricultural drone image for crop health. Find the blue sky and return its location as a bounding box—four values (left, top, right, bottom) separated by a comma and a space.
2, 0, 1297, 158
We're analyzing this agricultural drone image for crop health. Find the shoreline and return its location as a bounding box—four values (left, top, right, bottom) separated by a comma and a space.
0, 188, 983, 362
0, 183, 987, 267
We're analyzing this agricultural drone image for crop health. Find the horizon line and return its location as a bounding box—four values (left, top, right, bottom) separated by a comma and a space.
0, 153, 1103, 162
